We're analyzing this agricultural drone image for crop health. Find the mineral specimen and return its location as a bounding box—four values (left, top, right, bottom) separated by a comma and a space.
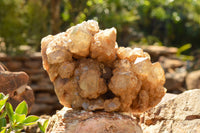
90, 28, 117, 65
41, 20, 166, 113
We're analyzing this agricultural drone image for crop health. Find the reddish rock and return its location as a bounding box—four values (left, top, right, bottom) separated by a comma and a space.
46, 107, 142, 133
0, 68, 34, 111
9, 86, 35, 110
0, 71, 29, 95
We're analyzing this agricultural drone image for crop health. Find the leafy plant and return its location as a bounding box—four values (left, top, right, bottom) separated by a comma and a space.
37, 119, 49, 133
176, 43, 194, 61
0, 93, 39, 133
0, 0, 49, 55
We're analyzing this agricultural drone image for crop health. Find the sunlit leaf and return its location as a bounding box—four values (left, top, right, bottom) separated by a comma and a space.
15, 101, 28, 116
0, 118, 6, 129
37, 122, 45, 133
38, 119, 49, 133
12, 124, 23, 132
0, 93, 5, 100
43, 119, 49, 130
5, 103, 14, 122
0, 111, 6, 119
0, 127, 6, 133
23, 115, 39, 126
14, 113, 26, 123
0, 94, 9, 112
177, 43, 192, 55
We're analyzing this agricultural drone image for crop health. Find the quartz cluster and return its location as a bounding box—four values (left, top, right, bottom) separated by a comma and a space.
41, 20, 166, 113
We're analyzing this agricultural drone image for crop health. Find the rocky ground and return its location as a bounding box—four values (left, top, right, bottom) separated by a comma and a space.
24, 89, 200, 133
0, 45, 200, 132
140, 89, 200, 133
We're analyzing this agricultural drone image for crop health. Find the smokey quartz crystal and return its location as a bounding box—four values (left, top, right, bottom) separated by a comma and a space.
41, 20, 166, 113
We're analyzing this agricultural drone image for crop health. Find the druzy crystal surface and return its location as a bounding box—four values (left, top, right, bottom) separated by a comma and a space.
41, 20, 166, 113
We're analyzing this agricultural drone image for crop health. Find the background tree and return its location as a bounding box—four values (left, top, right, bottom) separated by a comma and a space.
50, 0, 61, 34
0, 0, 200, 55
0, 0, 49, 55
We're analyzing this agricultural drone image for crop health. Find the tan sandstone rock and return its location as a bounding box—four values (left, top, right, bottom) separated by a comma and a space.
142, 46, 178, 61
141, 89, 200, 133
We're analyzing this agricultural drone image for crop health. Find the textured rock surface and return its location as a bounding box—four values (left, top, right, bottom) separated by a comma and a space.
0, 67, 34, 111
41, 20, 166, 113
186, 70, 200, 90
46, 107, 142, 133
141, 89, 200, 133
143, 46, 178, 61
159, 56, 185, 71
165, 71, 187, 92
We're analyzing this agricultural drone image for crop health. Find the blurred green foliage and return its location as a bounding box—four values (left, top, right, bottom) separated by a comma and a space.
0, 0, 26, 55
61, 0, 139, 46
135, 0, 200, 49
0, 0, 49, 55
176, 43, 194, 61
0, 0, 200, 55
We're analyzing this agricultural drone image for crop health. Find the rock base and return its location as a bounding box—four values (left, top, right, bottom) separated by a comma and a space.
46, 107, 142, 133
141, 89, 200, 133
